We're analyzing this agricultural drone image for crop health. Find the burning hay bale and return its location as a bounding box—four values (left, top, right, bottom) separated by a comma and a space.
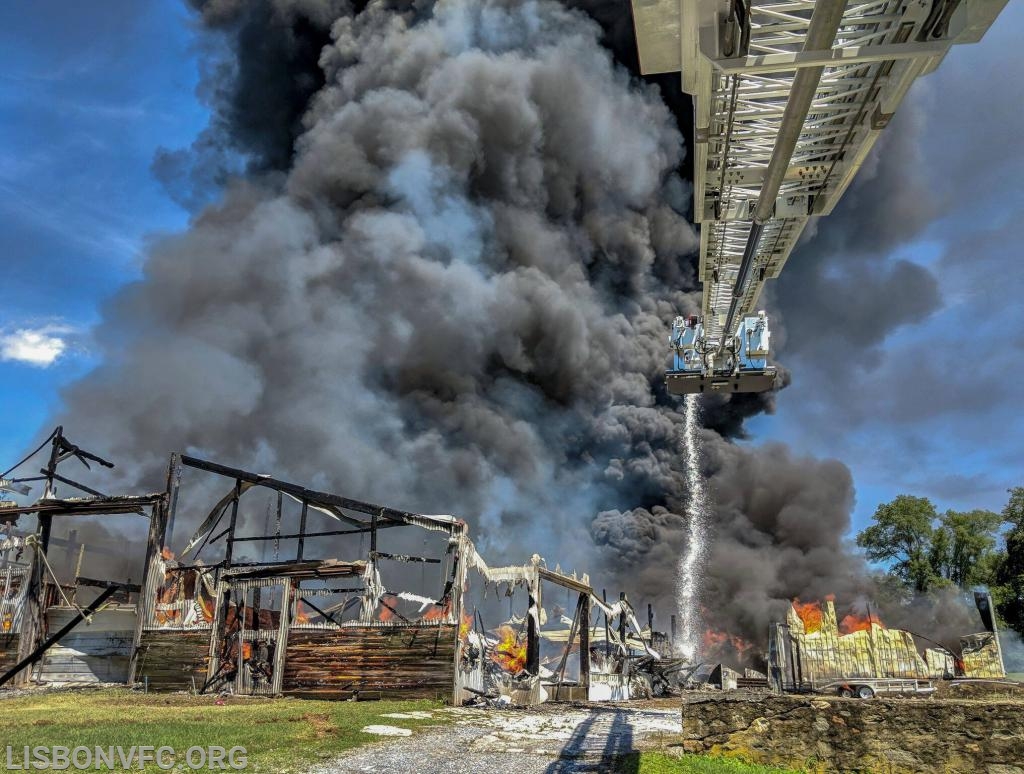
768, 594, 1007, 694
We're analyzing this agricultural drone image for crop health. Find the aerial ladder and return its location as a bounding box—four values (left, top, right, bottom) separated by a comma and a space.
630, 0, 1008, 394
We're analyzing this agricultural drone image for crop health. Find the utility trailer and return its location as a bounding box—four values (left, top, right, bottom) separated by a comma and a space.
814, 678, 936, 700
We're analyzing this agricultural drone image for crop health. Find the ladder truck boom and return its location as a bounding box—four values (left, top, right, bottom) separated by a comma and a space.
630, 0, 1009, 394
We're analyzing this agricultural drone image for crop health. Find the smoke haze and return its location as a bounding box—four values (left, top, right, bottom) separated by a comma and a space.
15, 0, 992, 655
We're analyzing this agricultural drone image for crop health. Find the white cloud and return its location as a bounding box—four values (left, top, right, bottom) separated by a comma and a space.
0, 327, 69, 367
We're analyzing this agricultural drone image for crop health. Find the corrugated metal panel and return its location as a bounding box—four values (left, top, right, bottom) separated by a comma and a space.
1, 566, 28, 634
136, 630, 211, 692
961, 633, 1005, 679
282, 625, 455, 699
35, 607, 137, 685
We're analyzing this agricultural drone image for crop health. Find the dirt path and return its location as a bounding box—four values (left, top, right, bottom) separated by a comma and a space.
315, 704, 682, 773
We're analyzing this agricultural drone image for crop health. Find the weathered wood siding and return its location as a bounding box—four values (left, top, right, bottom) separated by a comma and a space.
282, 625, 456, 700
35, 607, 136, 684
0, 635, 19, 674
135, 630, 211, 691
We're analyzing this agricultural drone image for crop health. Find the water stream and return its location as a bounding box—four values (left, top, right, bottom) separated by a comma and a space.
676, 393, 708, 660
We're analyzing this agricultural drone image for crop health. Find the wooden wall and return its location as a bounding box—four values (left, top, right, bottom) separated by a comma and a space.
135, 630, 211, 692
0, 634, 19, 674
35, 607, 136, 685
282, 625, 456, 700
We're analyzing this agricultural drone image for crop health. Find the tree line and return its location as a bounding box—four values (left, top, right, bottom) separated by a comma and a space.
857, 487, 1024, 639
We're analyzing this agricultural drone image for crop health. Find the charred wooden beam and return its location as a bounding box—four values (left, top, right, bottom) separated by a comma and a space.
0, 494, 164, 519
370, 551, 441, 564
299, 596, 344, 627
38, 514, 53, 554
462, 686, 498, 699
296, 586, 363, 596
224, 479, 241, 566
297, 501, 308, 560
603, 589, 611, 659
619, 591, 629, 681
165, 453, 182, 548
377, 596, 412, 624
579, 592, 590, 691
554, 593, 585, 686
448, 542, 463, 705
75, 576, 141, 593
538, 567, 592, 596
130, 493, 169, 684
223, 559, 366, 581
14, 527, 47, 685
47, 429, 115, 473
43, 471, 108, 499
527, 587, 540, 675
234, 525, 379, 543
180, 455, 442, 529
208, 526, 231, 545
273, 491, 283, 559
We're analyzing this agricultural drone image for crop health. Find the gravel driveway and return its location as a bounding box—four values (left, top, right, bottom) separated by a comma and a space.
314, 704, 682, 773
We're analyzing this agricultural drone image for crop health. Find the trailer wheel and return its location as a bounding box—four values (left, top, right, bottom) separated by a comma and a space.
839, 687, 854, 698
857, 685, 875, 699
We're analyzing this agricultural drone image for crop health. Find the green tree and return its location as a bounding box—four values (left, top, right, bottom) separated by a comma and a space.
994, 487, 1024, 636
862, 489, 1022, 641
857, 495, 939, 593
932, 509, 1004, 587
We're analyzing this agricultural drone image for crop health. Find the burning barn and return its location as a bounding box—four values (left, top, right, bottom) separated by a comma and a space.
0, 429, 663, 704
0, 428, 159, 688
6, 430, 1006, 706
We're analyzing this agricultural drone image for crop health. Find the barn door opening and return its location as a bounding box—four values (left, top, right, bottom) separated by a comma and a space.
208, 578, 291, 696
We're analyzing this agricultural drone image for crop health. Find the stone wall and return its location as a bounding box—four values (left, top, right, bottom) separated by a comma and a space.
681, 694, 1024, 773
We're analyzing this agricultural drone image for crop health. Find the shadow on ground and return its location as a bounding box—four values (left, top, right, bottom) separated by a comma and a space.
545, 708, 640, 773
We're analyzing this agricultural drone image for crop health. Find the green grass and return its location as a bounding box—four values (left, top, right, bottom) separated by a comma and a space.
594, 752, 799, 773
0, 688, 442, 772
0, 689, 807, 773
633, 752, 802, 773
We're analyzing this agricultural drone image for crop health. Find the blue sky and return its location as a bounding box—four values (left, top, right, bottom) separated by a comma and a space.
748, 1, 1024, 533
1, 1, 1020, 539
0, 0, 207, 464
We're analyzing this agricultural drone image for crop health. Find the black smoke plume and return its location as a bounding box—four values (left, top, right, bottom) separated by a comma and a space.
24, 0, 981, 655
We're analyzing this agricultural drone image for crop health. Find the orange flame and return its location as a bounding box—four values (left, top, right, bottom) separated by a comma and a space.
377, 595, 396, 622
490, 625, 527, 673
197, 595, 214, 623
702, 628, 753, 658
792, 598, 823, 634
154, 565, 181, 624
160, 546, 175, 561
459, 612, 472, 641
241, 642, 252, 661
295, 601, 310, 625
839, 610, 885, 634
421, 600, 450, 623
155, 608, 179, 625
